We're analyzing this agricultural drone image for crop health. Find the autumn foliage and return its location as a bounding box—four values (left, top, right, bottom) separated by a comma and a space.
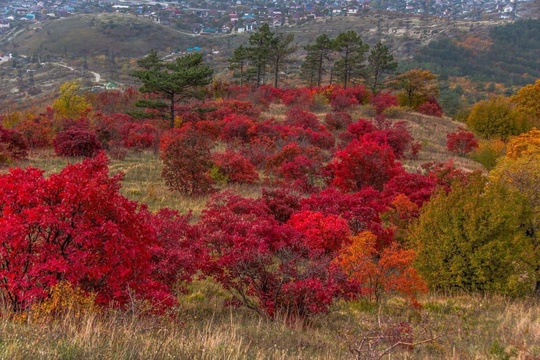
446, 128, 479, 155
54, 127, 103, 158
337, 231, 427, 303
0, 154, 176, 311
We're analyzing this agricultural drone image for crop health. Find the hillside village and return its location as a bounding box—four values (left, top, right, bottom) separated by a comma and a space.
0, 0, 531, 36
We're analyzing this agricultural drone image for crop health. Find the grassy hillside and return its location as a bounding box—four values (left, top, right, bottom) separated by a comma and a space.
7, 14, 208, 58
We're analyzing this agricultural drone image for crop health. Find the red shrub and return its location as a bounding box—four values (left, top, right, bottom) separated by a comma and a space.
324, 112, 353, 131
220, 114, 258, 143
277, 155, 321, 193
148, 209, 205, 288
382, 170, 437, 208
329, 85, 369, 111
54, 128, 102, 158
371, 92, 398, 115
281, 88, 313, 108
330, 92, 359, 111
121, 122, 159, 150
329, 139, 399, 192
362, 122, 414, 159
300, 187, 393, 248
288, 210, 351, 255
446, 128, 479, 155
0, 154, 175, 311
199, 192, 355, 319
16, 117, 54, 149
212, 150, 259, 184
240, 136, 277, 168
345, 119, 377, 138
261, 187, 301, 223
417, 97, 443, 117
0, 127, 29, 162
285, 107, 320, 130
160, 127, 215, 196
195, 120, 222, 140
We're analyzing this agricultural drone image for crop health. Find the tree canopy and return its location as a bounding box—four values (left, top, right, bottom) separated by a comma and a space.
131, 50, 213, 128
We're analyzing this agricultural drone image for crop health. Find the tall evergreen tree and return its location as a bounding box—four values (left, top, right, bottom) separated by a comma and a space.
228, 45, 251, 86
300, 34, 334, 87
333, 31, 368, 89
366, 41, 398, 94
269, 33, 297, 88
248, 23, 276, 87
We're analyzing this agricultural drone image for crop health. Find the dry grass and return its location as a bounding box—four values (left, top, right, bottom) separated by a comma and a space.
0, 281, 538, 359
12, 149, 262, 217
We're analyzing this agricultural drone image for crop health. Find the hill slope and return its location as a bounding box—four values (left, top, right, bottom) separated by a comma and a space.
7, 14, 201, 58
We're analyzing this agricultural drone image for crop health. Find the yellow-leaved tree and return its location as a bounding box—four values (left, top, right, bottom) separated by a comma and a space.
52, 81, 91, 119
490, 128, 540, 294
511, 79, 540, 127
467, 96, 530, 140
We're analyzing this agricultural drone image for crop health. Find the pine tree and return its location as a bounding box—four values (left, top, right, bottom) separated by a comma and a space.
131, 50, 213, 128
366, 42, 398, 94
333, 31, 368, 89
300, 34, 334, 87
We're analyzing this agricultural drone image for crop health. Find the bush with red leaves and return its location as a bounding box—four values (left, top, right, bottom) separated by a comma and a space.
324, 112, 353, 131
330, 92, 359, 111
199, 192, 356, 319
329, 139, 399, 192
446, 128, 479, 155
54, 128, 103, 158
220, 114, 258, 143
212, 150, 259, 184
148, 209, 205, 289
288, 210, 351, 255
300, 187, 393, 248
0, 126, 29, 163
277, 155, 321, 193
371, 92, 398, 115
121, 122, 159, 150
0, 154, 176, 311
417, 97, 443, 117
285, 107, 320, 130
261, 187, 301, 223
16, 117, 54, 149
160, 127, 215, 196
329, 85, 369, 111
281, 88, 313, 108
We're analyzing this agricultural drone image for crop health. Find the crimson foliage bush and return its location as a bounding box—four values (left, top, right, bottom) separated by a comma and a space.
0, 126, 29, 163
212, 150, 259, 184
0, 154, 176, 311
54, 128, 103, 158
446, 128, 479, 155
160, 127, 215, 196
199, 192, 356, 319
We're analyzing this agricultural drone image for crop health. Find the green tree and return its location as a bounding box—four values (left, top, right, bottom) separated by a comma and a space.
131, 50, 213, 128
247, 23, 276, 87
300, 34, 334, 87
393, 69, 438, 108
408, 173, 536, 295
228, 45, 251, 87
333, 31, 369, 89
365, 41, 398, 94
268, 33, 297, 88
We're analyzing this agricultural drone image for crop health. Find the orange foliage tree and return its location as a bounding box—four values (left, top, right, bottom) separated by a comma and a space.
337, 231, 427, 304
